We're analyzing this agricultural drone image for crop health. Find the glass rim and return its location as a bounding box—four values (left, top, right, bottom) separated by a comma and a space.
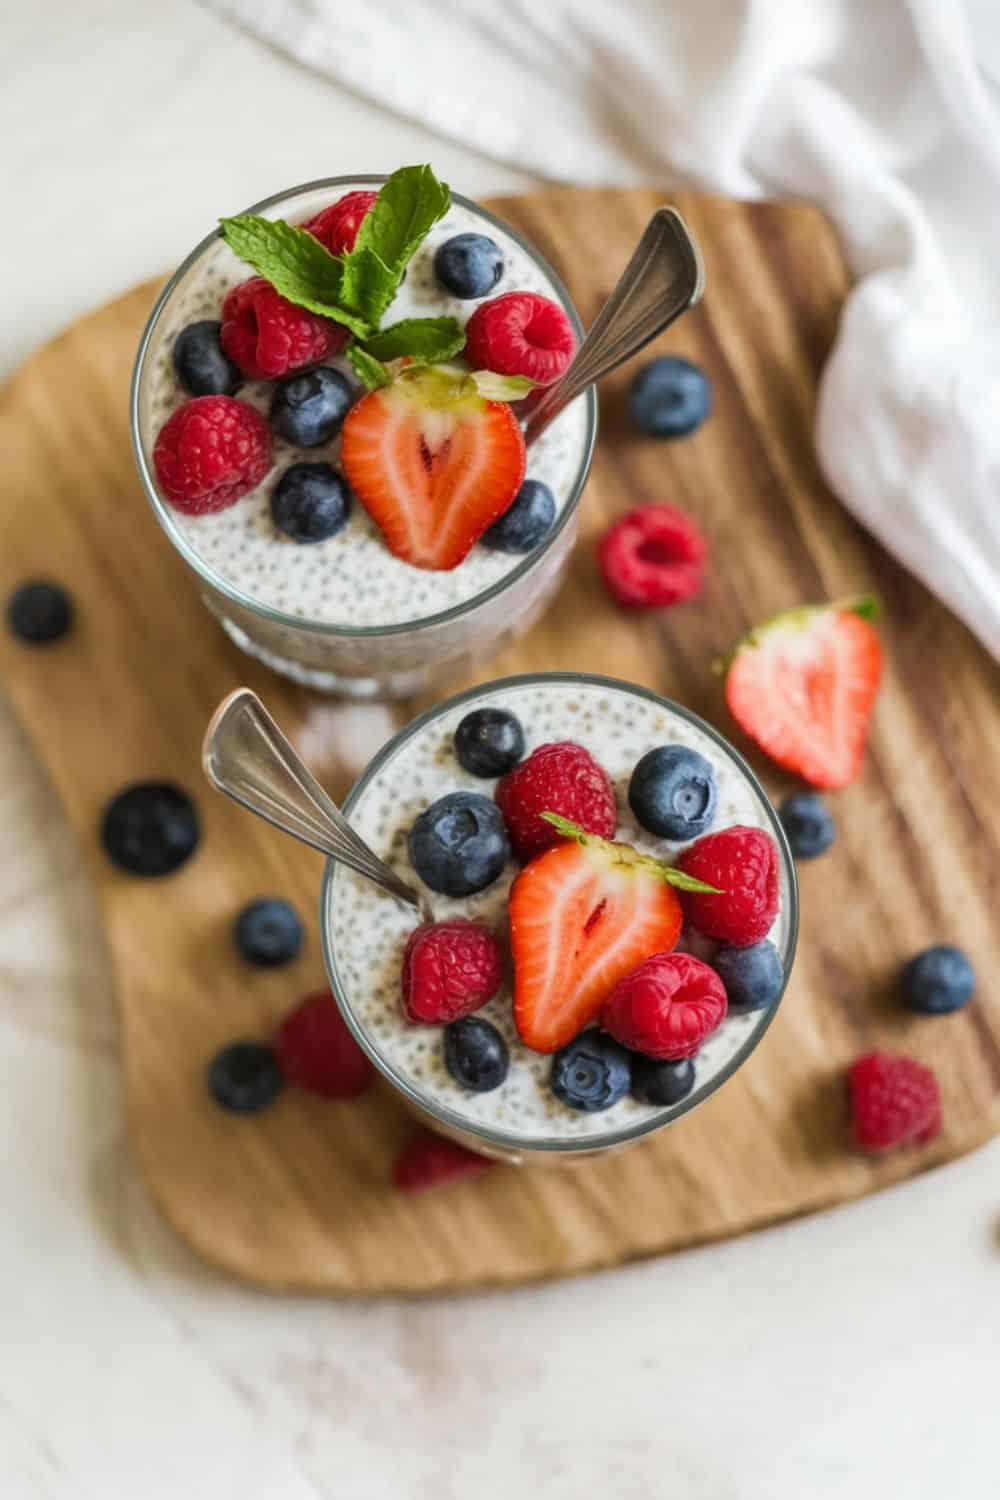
129, 174, 598, 640
320, 671, 801, 1156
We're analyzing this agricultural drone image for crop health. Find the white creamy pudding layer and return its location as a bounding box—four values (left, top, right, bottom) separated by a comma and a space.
325, 679, 791, 1147
145, 188, 590, 628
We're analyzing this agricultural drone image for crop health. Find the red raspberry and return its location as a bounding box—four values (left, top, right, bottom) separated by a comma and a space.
274, 990, 373, 1098
848, 1051, 941, 1152
400, 920, 504, 1025
220, 277, 347, 380
153, 395, 271, 514
495, 742, 617, 863
464, 292, 576, 387
392, 1129, 496, 1193
304, 190, 378, 255
677, 826, 780, 946
599, 504, 707, 609
600, 952, 727, 1060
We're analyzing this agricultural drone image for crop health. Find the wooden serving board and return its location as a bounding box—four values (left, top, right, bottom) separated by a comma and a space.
2, 187, 999, 1295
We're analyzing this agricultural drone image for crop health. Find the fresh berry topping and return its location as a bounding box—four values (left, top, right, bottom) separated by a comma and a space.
220, 276, 347, 380
153, 396, 272, 514
172, 320, 242, 397
495, 742, 616, 863
232, 898, 303, 967
392, 1129, 496, 1193
900, 945, 975, 1015
207, 1041, 284, 1113
712, 939, 784, 1013
408, 792, 511, 896
724, 598, 883, 789
454, 706, 525, 778
340, 366, 526, 570
631, 1054, 696, 1106
599, 503, 707, 609
274, 991, 373, 1098
779, 792, 836, 859
550, 1031, 632, 1112
101, 782, 199, 877
600, 953, 726, 1060
628, 745, 718, 841
270, 367, 354, 447
304, 190, 378, 255
509, 822, 685, 1053
480, 478, 556, 554
848, 1051, 941, 1153
271, 462, 352, 543
677, 826, 779, 946
627, 356, 712, 438
6, 580, 73, 644
434, 232, 504, 298
464, 291, 576, 387
443, 1016, 510, 1092
401, 920, 504, 1024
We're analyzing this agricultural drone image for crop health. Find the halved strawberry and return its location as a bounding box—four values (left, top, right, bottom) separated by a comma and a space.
509, 815, 716, 1053
340, 365, 526, 570
723, 597, 883, 789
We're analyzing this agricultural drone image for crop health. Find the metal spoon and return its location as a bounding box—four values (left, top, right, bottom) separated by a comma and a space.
524, 207, 704, 446
202, 688, 427, 915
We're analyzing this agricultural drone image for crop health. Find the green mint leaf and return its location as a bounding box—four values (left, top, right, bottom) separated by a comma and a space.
347, 346, 391, 391
363, 317, 465, 364
219, 214, 373, 338
338, 247, 398, 331
355, 164, 450, 279
468, 370, 536, 402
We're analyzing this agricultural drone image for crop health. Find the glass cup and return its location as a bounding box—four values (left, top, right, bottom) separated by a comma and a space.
321, 672, 799, 1165
130, 177, 597, 699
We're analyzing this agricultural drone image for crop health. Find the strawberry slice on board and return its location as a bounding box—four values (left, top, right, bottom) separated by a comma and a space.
340, 364, 527, 571
723, 596, 883, 790
508, 815, 717, 1054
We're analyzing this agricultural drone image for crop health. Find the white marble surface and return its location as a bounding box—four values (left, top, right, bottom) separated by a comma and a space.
2, 3, 998, 1496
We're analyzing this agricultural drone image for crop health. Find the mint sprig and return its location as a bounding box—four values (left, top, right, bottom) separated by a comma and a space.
218, 215, 372, 338
364, 317, 465, 364
219, 164, 452, 360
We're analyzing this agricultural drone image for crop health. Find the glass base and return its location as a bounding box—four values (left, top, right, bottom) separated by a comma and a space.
217, 617, 435, 699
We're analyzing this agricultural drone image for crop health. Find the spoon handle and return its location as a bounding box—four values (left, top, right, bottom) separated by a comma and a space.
202, 689, 425, 913
524, 207, 704, 446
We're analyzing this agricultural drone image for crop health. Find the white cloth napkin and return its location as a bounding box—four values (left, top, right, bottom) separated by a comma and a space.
203, 0, 1000, 658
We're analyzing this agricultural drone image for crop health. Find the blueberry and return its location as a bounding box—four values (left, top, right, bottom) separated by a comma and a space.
270, 367, 353, 447
628, 745, 717, 840
454, 707, 525, 778
550, 1031, 632, 1112
433, 233, 504, 299
779, 793, 835, 859
444, 1016, 510, 1092
627, 356, 712, 438
6, 580, 74, 644
271, 463, 352, 543
101, 782, 199, 877
481, 479, 556, 554
901, 945, 975, 1014
172, 320, 242, 396
408, 792, 510, 896
713, 940, 784, 1013
233, 898, 303, 967
631, 1054, 696, 1106
207, 1041, 284, 1113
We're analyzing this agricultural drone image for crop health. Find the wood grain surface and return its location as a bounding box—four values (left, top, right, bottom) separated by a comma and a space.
2, 186, 999, 1294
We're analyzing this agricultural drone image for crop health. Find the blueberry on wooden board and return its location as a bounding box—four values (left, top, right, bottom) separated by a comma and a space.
101, 782, 200, 876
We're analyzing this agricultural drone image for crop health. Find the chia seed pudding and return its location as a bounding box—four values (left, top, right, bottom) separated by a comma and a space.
323, 675, 796, 1156
140, 182, 591, 630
